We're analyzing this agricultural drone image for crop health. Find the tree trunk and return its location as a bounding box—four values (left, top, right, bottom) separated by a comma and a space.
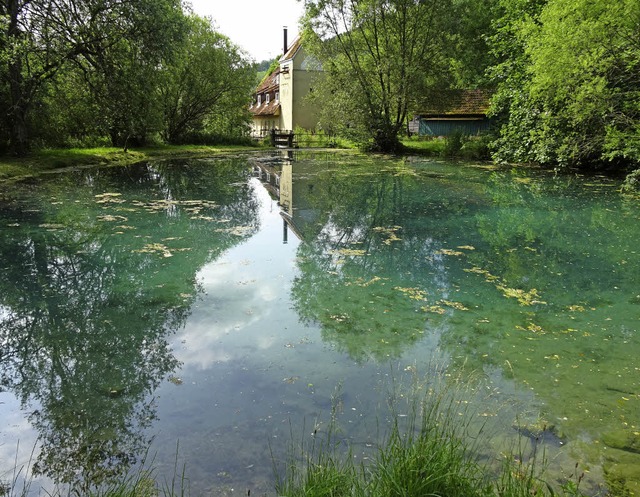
8, 75, 30, 156
371, 125, 403, 154
6, 0, 29, 156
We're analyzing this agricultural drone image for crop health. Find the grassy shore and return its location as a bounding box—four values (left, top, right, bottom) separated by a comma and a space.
0, 134, 496, 184
0, 144, 265, 183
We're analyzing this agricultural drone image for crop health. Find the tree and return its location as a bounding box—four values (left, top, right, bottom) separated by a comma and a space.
489, 0, 640, 172
0, 0, 186, 154
447, 0, 500, 88
486, 0, 547, 165
159, 16, 254, 144
302, 0, 453, 153
526, 0, 640, 169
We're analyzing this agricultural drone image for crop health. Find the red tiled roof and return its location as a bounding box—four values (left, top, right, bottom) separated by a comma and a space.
417, 89, 494, 117
256, 69, 279, 94
250, 100, 281, 117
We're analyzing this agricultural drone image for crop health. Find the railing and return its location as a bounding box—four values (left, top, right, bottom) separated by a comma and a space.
293, 131, 339, 148
251, 129, 340, 148
270, 129, 295, 148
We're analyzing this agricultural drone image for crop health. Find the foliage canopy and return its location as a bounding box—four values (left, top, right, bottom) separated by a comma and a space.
302, 0, 454, 153
489, 0, 640, 173
0, 1, 255, 154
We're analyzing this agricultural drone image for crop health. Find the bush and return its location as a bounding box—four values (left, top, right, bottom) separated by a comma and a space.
621, 168, 640, 194
442, 130, 464, 157
460, 135, 492, 160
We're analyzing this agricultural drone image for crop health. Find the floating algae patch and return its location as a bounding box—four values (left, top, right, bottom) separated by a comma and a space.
435, 248, 465, 256
372, 226, 402, 245
133, 243, 174, 258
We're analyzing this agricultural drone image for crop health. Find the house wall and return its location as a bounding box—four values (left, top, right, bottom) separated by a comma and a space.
279, 63, 294, 131
419, 118, 491, 137
251, 116, 282, 138
280, 46, 323, 131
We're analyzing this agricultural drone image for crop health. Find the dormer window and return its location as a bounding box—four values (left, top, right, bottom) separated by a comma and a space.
266, 93, 270, 104
257, 94, 262, 105
275, 91, 279, 102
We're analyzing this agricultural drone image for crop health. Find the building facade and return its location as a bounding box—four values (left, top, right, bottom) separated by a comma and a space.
249, 29, 323, 138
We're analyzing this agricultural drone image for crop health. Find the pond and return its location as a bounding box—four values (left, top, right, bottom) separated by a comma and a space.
0, 151, 638, 496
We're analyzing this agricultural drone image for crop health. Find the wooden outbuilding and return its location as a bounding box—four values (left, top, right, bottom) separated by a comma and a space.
410, 89, 494, 137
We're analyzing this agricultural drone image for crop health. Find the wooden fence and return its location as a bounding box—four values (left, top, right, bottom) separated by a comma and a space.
270, 129, 294, 147
252, 129, 340, 148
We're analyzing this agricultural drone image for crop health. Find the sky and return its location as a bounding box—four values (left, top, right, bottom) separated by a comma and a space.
187, 0, 305, 62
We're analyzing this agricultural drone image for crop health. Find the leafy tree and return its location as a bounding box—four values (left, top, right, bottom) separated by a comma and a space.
489, 0, 640, 172
302, 0, 453, 153
159, 16, 254, 144
0, 0, 186, 154
447, 0, 500, 88
89, 42, 169, 149
526, 0, 640, 169
36, 69, 104, 148
486, 0, 548, 165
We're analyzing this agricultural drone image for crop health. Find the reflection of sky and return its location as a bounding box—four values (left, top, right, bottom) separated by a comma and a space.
0, 307, 41, 482
0, 393, 53, 489
172, 179, 301, 372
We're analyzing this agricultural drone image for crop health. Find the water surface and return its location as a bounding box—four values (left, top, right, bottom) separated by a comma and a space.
0, 152, 638, 496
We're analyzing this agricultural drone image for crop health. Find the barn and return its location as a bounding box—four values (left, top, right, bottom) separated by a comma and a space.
410, 89, 494, 137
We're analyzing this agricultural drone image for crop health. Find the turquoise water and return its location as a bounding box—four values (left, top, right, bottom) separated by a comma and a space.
0, 152, 638, 496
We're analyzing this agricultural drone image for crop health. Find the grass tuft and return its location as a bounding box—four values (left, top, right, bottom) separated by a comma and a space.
274, 372, 587, 497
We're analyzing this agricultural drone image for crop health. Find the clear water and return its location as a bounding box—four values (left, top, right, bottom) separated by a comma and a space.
0, 152, 638, 496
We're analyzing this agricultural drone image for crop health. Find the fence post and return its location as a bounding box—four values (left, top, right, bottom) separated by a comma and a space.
270, 129, 276, 147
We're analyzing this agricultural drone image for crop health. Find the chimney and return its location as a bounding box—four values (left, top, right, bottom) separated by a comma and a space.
283, 26, 288, 56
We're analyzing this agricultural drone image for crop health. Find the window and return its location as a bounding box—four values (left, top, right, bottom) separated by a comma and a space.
257, 95, 262, 105
275, 91, 279, 102
266, 93, 270, 104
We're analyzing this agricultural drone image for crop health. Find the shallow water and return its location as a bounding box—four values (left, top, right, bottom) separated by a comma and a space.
0, 152, 638, 496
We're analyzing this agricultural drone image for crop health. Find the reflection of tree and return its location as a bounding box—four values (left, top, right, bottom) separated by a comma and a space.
0, 157, 259, 490
473, 169, 640, 308
434, 168, 640, 488
289, 160, 478, 362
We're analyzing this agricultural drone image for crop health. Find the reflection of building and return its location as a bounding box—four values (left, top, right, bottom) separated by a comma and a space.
252, 151, 295, 243
249, 29, 323, 139
252, 151, 322, 243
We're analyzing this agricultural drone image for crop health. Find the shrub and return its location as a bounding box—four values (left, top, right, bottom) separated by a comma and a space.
621, 168, 640, 194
